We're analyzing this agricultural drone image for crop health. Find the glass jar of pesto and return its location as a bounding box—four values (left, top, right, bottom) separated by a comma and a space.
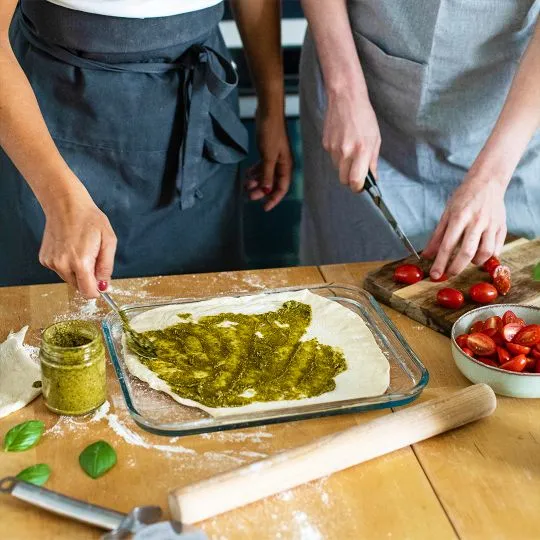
40, 320, 107, 415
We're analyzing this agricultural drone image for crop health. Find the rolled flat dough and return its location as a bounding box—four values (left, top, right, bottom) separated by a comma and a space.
0, 327, 41, 418
123, 290, 390, 417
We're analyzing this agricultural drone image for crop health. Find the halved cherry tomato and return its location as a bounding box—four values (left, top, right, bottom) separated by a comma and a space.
500, 354, 528, 372
394, 264, 424, 285
437, 288, 465, 309
430, 273, 448, 282
532, 348, 540, 361
492, 265, 511, 296
481, 327, 498, 338
525, 356, 536, 372
492, 333, 504, 346
483, 256, 501, 276
470, 320, 485, 334
497, 346, 511, 365
461, 346, 474, 357
515, 318, 526, 327
536, 358, 540, 374
469, 283, 498, 304
455, 334, 469, 349
467, 333, 496, 356
478, 357, 498, 367
484, 316, 503, 333
537, 344, 540, 352
513, 325, 540, 347
506, 342, 531, 356
502, 323, 523, 343
502, 310, 518, 325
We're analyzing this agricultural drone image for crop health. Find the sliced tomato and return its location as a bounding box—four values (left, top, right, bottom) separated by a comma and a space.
492, 333, 504, 346
467, 333, 497, 356
513, 325, 540, 347
437, 288, 465, 309
430, 273, 448, 282
536, 359, 540, 374
481, 327, 498, 338
469, 283, 498, 304
484, 316, 503, 333
500, 354, 528, 372
506, 342, 531, 356
478, 357, 498, 367
502, 310, 518, 325
492, 265, 511, 296
461, 346, 474, 357
455, 334, 469, 349
497, 346, 511, 365
394, 264, 424, 285
525, 356, 536, 372
531, 348, 540, 361
483, 256, 501, 276
516, 318, 526, 327
502, 323, 523, 343
469, 320, 485, 334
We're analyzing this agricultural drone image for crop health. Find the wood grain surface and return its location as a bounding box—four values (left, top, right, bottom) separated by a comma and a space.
0, 263, 539, 539
363, 238, 540, 335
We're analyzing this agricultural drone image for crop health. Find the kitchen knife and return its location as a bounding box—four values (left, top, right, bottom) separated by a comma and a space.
364, 170, 421, 259
0, 477, 206, 539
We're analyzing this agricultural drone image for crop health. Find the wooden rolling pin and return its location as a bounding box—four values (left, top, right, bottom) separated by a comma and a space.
169, 384, 496, 524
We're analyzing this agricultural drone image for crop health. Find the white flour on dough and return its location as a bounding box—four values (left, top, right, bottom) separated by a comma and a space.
0, 327, 41, 418
123, 290, 390, 417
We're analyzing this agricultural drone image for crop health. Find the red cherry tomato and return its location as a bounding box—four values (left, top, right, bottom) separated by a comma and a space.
492, 333, 504, 346
536, 358, 540, 374
497, 346, 511, 365
430, 273, 448, 282
467, 333, 496, 356
506, 342, 531, 356
484, 316, 503, 333
502, 323, 523, 343
501, 354, 528, 372
461, 346, 474, 357
394, 264, 424, 285
515, 318, 526, 327
469, 320, 485, 334
469, 283, 498, 304
492, 265, 511, 296
502, 310, 518, 325
525, 356, 536, 372
482, 256, 500, 275
437, 288, 465, 309
477, 357, 498, 367
531, 348, 540, 361
455, 334, 469, 349
537, 344, 540, 352
513, 325, 540, 347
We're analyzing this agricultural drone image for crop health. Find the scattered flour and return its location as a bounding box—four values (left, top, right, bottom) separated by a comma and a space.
292, 511, 324, 540
80, 299, 99, 317
200, 430, 273, 444
278, 491, 294, 502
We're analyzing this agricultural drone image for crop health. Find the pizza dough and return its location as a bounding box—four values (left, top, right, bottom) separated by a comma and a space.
123, 290, 390, 417
0, 327, 41, 418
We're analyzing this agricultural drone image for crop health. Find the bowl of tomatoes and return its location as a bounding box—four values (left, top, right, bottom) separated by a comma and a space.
451, 305, 540, 398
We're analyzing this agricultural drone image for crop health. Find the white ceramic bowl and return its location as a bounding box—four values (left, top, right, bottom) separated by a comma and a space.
451, 304, 540, 398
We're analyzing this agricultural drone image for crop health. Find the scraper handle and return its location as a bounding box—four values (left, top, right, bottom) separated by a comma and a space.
169, 384, 496, 524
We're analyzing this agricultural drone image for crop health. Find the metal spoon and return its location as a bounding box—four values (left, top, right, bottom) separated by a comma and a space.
99, 291, 157, 359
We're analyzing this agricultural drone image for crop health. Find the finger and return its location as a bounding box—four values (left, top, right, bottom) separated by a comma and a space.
423, 213, 449, 259
244, 179, 260, 192
248, 187, 267, 201
263, 160, 292, 211
348, 148, 371, 192
260, 158, 275, 195
370, 138, 381, 179
95, 231, 117, 287
472, 226, 497, 266
494, 225, 507, 256
75, 259, 100, 299
53, 262, 78, 289
338, 156, 353, 186
447, 221, 485, 276
429, 215, 468, 278
264, 184, 288, 212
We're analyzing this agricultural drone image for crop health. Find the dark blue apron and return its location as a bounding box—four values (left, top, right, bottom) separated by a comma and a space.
0, 1, 248, 286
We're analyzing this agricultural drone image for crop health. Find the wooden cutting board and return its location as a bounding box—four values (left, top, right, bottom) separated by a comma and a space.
363, 237, 540, 336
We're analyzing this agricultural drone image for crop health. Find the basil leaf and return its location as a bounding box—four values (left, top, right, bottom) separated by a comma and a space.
79, 441, 117, 479
3, 420, 45, 452
16, 464, 51, 486
533, 262, 540, 282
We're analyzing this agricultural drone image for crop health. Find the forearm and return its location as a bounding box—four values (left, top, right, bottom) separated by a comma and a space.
301, 0, 367, 99
0, 1, 85, 213
230, 0, 284, 113
473, 18, 540, 187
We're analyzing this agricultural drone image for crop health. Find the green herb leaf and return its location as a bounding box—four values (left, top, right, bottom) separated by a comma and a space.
3, 421, 45, 452
16, 464, 51, 486
79, 441, 117, 479
533, 262, 540, 281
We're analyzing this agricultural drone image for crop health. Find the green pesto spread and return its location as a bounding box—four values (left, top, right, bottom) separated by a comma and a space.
138, 300, 347, 408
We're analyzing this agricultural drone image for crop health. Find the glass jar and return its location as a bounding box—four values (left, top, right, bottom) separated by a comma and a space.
40, 320, 107, 415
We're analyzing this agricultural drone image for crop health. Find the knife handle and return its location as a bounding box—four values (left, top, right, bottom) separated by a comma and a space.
0, 477, 125, 531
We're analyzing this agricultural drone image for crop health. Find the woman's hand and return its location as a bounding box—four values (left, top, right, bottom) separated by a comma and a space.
423, 172, 508, 279
323, 88, 381, 191
246, 110, 293, 211
39, 188, 117, 298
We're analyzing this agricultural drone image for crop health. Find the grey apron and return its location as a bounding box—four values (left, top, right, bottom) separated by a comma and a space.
0, 1, 248, 286
300, 0, 540, 265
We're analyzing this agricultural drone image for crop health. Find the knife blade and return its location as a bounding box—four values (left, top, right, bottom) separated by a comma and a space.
363, 170, 421, 259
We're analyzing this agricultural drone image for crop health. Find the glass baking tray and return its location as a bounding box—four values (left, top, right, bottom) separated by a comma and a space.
102, 284, 428, 436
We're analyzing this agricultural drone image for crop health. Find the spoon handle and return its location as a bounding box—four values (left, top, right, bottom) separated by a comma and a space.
99, 292, 129, 326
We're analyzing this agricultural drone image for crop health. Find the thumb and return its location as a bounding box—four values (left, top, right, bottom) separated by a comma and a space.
95, 231, 117, 290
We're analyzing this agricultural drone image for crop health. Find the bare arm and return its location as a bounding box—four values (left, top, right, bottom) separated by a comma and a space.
230, 0, 293, 211
0, 0, 116, 297
425, 17, 540, 278
301, 0, 380, 189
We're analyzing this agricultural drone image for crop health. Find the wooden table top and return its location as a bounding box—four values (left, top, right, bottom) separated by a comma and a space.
1, 264, 538, 540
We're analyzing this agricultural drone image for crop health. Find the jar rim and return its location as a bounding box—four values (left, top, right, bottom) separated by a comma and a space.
42, 320, 100, 351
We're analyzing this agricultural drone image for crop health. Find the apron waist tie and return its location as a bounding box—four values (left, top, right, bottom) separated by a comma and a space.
18, 16, 248, 210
